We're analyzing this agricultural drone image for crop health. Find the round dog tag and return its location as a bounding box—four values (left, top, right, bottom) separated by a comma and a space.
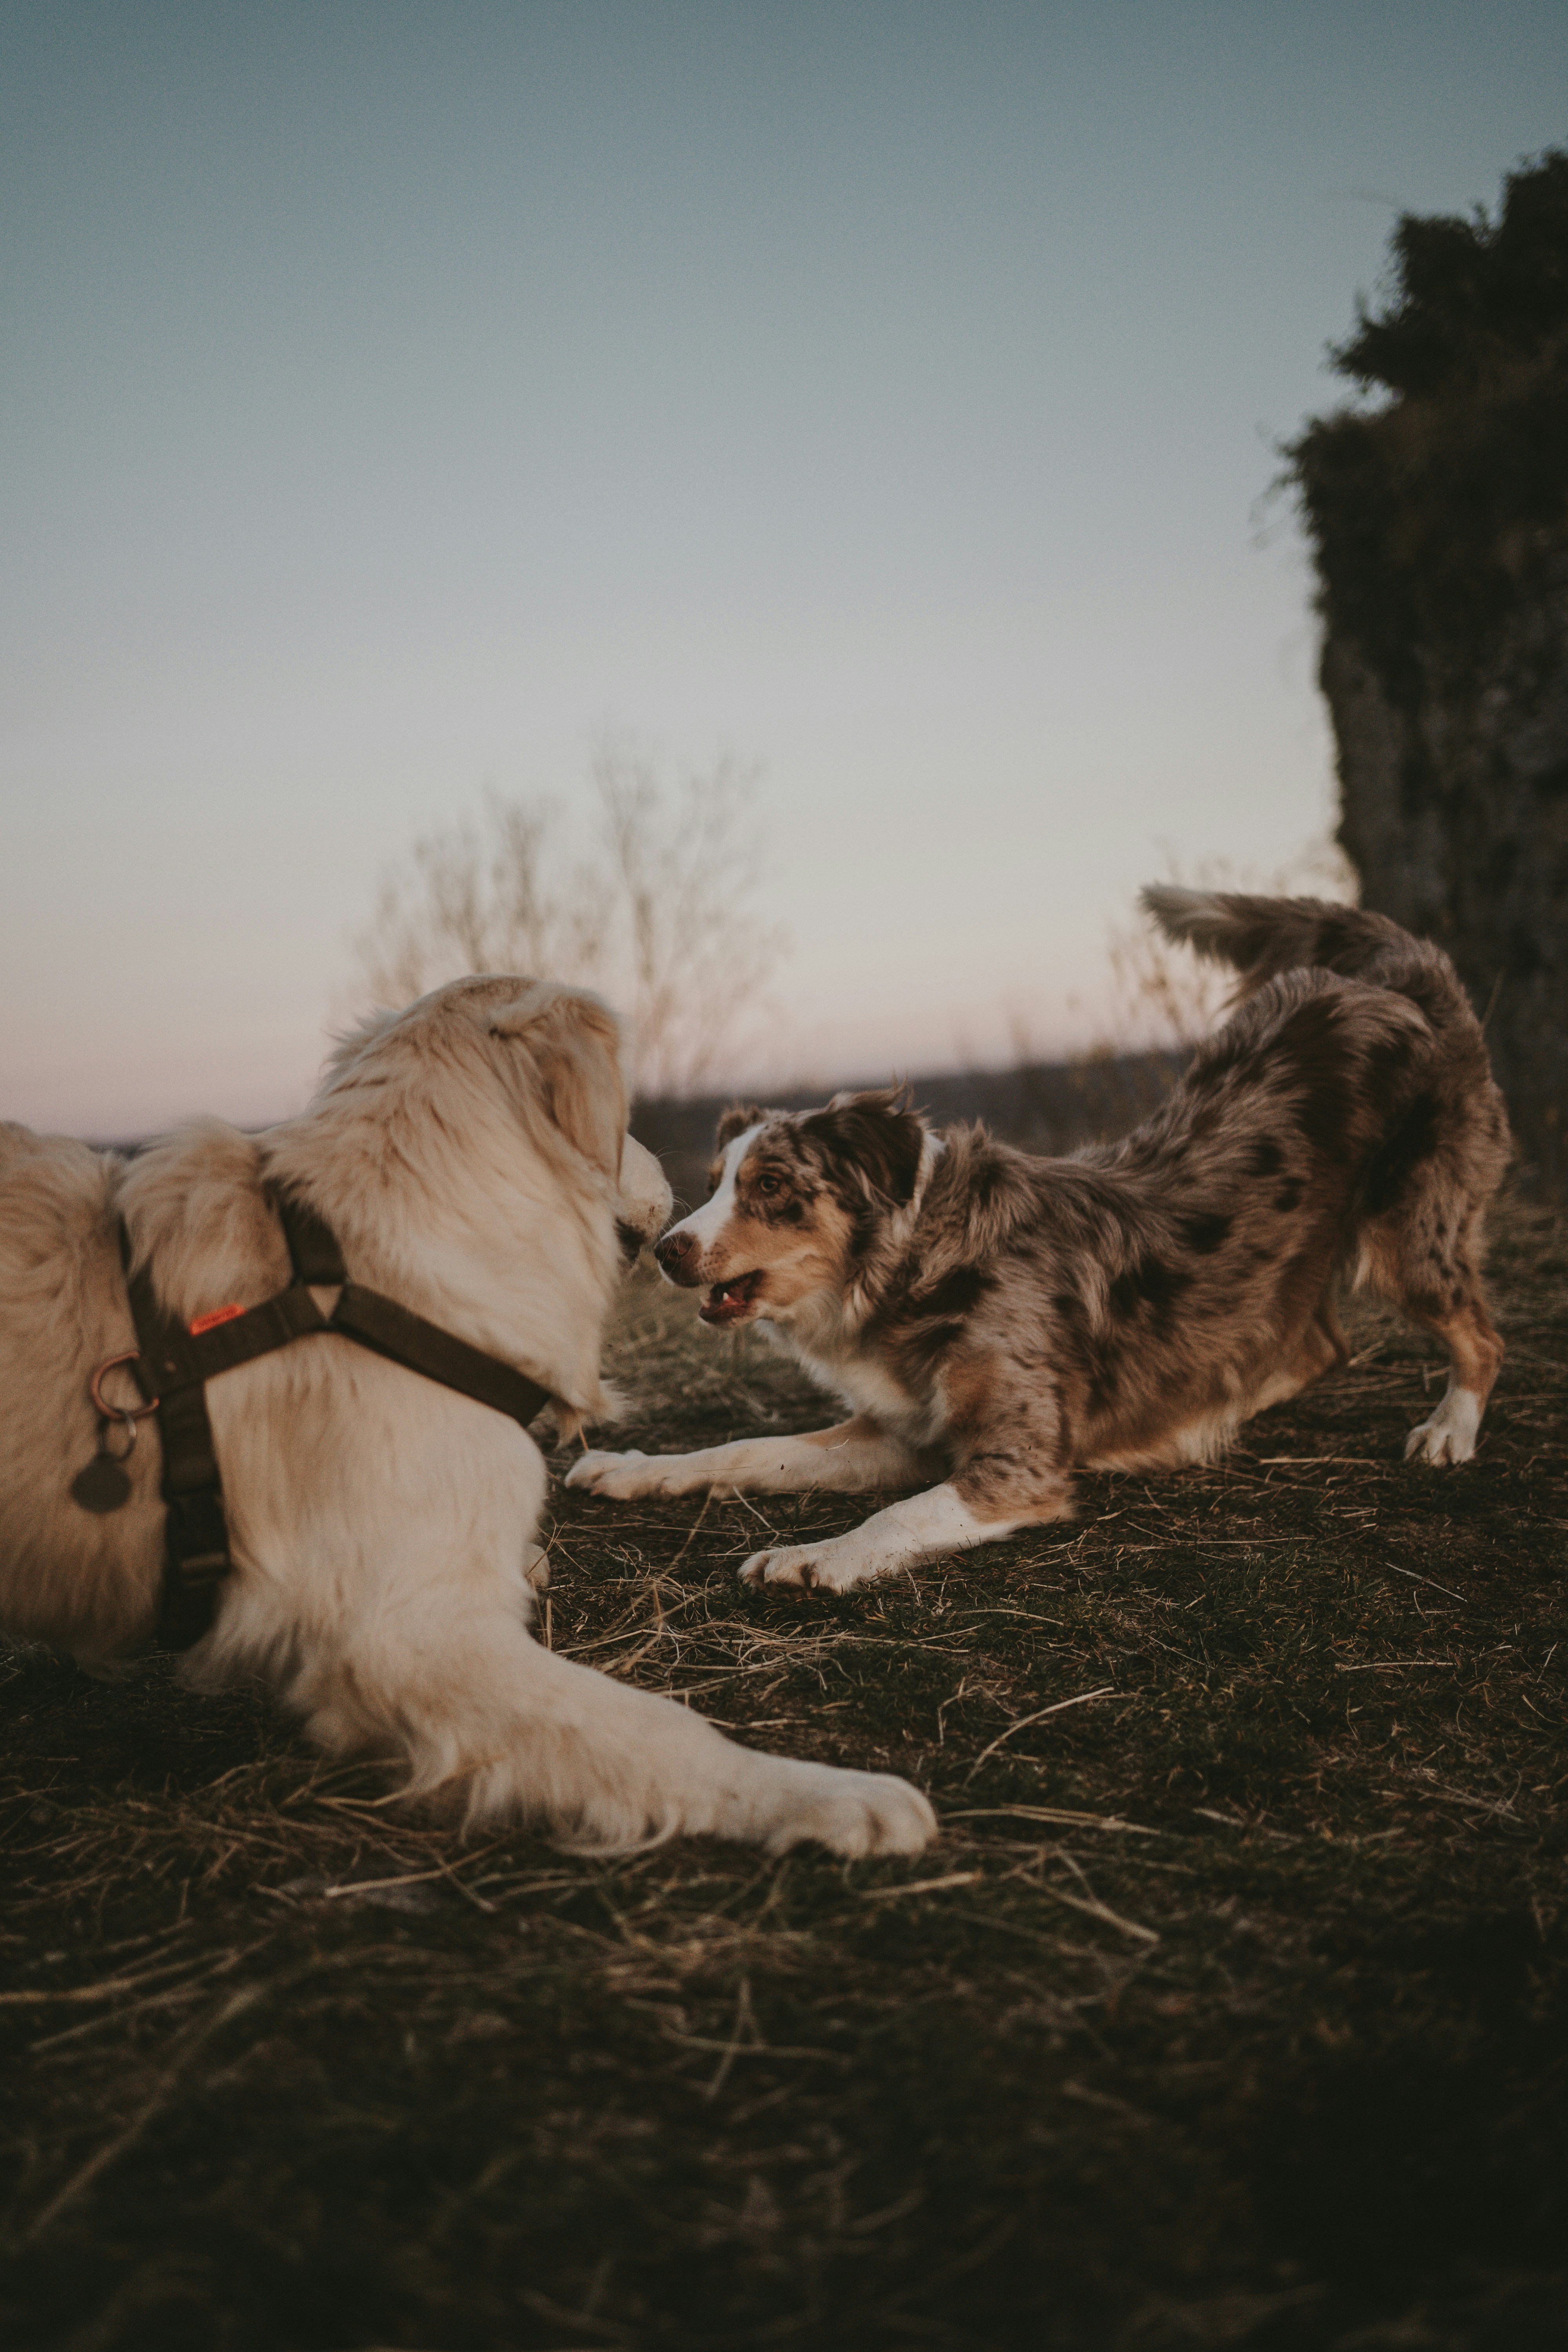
71, 1454, 133, 1513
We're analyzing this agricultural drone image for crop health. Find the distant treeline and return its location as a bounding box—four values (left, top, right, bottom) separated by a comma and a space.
632, 1049, 1186, 1216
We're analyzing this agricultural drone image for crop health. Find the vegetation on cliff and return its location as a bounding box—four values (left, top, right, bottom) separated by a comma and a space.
1289, 148, 1568, 714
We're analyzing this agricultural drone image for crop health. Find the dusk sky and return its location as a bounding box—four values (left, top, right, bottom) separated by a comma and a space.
4, 3, 1565, 1136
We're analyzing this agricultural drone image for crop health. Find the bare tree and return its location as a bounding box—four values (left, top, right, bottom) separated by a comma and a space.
351, 747, 784, 1098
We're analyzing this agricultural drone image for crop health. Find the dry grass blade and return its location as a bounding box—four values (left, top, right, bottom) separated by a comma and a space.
963, 1686, 1122, 1783
858, 1871, 983, 1902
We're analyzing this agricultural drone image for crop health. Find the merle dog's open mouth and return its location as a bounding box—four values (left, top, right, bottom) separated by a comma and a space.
699, 1270, 764, 1326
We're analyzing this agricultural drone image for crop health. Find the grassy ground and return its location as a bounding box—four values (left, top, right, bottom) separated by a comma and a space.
2, 1199, 1564, 2351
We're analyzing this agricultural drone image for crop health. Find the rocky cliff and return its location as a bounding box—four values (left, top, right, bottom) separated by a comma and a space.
1292, 152, 1568, 1188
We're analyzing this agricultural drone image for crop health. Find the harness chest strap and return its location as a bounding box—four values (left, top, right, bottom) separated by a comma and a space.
120, 1192, 555, 1651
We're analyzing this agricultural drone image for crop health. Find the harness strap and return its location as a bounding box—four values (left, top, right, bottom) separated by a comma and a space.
123, 1191, 555, 1651
275, 1189, 555, 1425
120, 1231, 252, 1651
276, 1191, 346, 1285
329, 1284, 555, 1427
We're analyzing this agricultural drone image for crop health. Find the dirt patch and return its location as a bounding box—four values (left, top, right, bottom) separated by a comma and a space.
2, 1197, 1565, 2350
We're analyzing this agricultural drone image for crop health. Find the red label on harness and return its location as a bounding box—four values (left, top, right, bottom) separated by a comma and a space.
189, 1303, 245, 1336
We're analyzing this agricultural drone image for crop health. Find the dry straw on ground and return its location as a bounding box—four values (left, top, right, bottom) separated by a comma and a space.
2, 1200, 1564, 2351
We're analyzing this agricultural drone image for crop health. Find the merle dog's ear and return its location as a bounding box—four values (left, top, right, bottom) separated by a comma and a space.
800, 1091, 925, 1206
715, 1102, 769, 1149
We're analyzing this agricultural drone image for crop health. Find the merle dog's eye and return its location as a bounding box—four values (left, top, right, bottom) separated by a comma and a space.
756, 1174, 780, 1197
705, 1169, 720, 1198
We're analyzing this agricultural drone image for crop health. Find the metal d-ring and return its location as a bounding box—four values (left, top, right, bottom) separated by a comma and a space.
89, 1351, 160, 1440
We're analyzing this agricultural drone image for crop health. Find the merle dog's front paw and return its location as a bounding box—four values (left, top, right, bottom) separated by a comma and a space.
740, 1541, 870, 1595
563, 1448, 661, 1499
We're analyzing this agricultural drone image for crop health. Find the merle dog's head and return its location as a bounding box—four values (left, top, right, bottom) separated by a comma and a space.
653, 1091, 927, 1326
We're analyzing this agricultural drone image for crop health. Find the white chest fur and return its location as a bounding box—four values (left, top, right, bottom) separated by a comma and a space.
760, 1314, 948, 1449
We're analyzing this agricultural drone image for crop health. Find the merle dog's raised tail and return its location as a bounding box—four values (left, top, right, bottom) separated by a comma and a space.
1143, 886, 1408, 988
1140, 886, 1484, 1049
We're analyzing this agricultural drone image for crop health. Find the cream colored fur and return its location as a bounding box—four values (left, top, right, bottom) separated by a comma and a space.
0, 978, 934, 1858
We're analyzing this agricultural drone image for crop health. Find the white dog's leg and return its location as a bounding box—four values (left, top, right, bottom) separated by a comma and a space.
206, 1368, 934, 1857
290, 1600, 935, 1857
740, 1480, 1051, 1595
1405, 1379, 1483, 1465
565, 1416, 926, 1501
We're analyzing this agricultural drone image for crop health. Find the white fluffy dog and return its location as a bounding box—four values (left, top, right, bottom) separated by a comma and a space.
0, 978, 934, 1858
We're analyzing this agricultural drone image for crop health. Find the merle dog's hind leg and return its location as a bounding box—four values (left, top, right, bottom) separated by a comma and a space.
1283, 1297, 1352, 1396
1401, 1277, 1504, 1464
1356, 1034, 1509, 1467
1362, 1221, 1503, 1465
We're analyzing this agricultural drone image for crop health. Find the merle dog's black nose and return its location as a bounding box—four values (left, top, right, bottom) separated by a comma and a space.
654, 1227, 701, 1285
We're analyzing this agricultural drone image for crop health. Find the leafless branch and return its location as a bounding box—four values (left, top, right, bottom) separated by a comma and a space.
349, 746, 785, 1097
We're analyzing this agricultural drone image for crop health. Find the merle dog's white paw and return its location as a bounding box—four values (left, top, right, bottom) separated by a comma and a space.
1404, 1389, 1481, 1466
740, 1541, 868, 1595
564, 1448, 660, 1499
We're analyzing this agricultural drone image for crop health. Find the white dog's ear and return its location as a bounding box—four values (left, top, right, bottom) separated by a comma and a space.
490, 985, 627, 1180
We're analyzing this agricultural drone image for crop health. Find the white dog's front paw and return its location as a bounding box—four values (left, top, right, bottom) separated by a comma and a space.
565, 1448, 657, 1499
739, 1541, 869, 1595
759, 1762, 938, 1857
1404, 1388, 1481, 1466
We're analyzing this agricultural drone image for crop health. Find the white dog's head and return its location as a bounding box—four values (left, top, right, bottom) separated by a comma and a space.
322, 976, 670, 1242
284, 979, 672, 1424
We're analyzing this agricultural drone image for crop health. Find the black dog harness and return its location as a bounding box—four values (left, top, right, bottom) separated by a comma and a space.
110, 1190, 553, 1651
